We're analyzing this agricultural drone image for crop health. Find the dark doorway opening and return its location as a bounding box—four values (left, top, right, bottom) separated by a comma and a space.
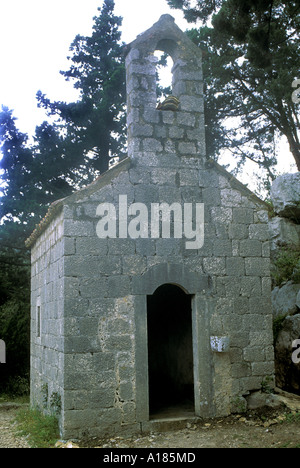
147, 284, 194, 419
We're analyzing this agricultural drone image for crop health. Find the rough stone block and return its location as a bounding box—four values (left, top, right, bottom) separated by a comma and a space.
221, 189, 242, 207
226, 257, 245, 276
240, 277, 261, 298
76, 237, 108, 256
252, 361, 274, 377
151, 168, 177, 185
131, 124, 153, 137
199, 170, 220, 188
64, 237, 76, 256
202, 187, 221, 206
169, 126, 184, 139
229, 223, 248, 240
122, 255, 147, 275
249, 296, 272, 315
211, 207, 232, 223
245, 257, 270, 277
107, 276, 131, 298
213, 239, 232, 257
203, 257, 226, 275
108, 239, 135, 256
180, 95, 204, 112
179, 169, 199, 186
249, 224, 269, 242
162, 111, 175, 124
176, 112, 196, 127
270, 172, 300, 219
64, 219, 95, 237
239, 240, 262, 257
268, 216, 300, 252
64, 255, 100, 278
79, 277, 108, 299
143, 108, 160, 123
142, 138, 163, 152
178, 142, 197, 155
271, 281, 300, 318
232, 208, 254, 225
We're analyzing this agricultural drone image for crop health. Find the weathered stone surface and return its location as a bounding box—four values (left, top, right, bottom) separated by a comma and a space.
270, 173, 300, 220
297, 290, 300, 309
246, 391, 268, 410
272, 281, 300, 319
269, 216, 300, 253
245, 391, 282, 410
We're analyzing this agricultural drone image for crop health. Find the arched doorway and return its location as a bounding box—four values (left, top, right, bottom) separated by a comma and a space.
147, 284, 194, 418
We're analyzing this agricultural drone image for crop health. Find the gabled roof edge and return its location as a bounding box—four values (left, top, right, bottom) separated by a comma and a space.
25, 158, 131, 249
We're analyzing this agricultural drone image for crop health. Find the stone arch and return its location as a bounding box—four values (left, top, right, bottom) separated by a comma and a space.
126, 15, 203, 107
132, 263, 210, 296
127, 15, 202, 63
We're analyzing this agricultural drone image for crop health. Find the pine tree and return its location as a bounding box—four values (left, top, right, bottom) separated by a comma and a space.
37, 0, 126, 175
0, 107, 38, 253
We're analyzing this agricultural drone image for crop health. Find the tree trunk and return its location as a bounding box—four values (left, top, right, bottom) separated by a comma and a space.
287, 137, 300, 171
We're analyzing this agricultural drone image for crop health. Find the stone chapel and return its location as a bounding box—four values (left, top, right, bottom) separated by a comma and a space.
26, 15, 275, 439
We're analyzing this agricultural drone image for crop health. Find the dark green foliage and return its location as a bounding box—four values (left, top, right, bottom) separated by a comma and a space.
37, 0, 126, 175
273, 314, 287, 345
271, 245, 300, 286
167, 0, 300, 173
0, 261, 30, 393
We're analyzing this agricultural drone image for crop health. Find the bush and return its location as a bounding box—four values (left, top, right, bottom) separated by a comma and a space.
271, 246, 300, 287
4, 375, 30, 397
0, 298, 30, 394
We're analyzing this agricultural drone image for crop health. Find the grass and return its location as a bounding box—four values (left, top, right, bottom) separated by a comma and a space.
14, 407, 60, 448
285, 412, 300, 424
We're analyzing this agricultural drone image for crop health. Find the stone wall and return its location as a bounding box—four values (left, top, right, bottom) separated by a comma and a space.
30, 211, 65, 419
53, 154, 275, 439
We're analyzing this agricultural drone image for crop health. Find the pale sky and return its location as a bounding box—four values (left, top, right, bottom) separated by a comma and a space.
0, 0, 187, 137
0, 0, 296, 188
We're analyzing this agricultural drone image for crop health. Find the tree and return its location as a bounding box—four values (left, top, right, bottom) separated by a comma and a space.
0, 108, 77, 256
0, 107, 38, 256
0, 1, 127, 391
167, 0, 300, 174
0, 108, 32, 391
37, 0, 126, 175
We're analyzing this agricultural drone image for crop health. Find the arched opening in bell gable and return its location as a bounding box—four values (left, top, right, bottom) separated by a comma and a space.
154, 38, 181, 111
154, 50, 173, 102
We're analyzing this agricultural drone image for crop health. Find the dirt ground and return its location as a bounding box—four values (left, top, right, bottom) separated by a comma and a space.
1, 390, 300, 449
77, 390, 300, 449
77, 408, 300, 449
0, 403, 30, 448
